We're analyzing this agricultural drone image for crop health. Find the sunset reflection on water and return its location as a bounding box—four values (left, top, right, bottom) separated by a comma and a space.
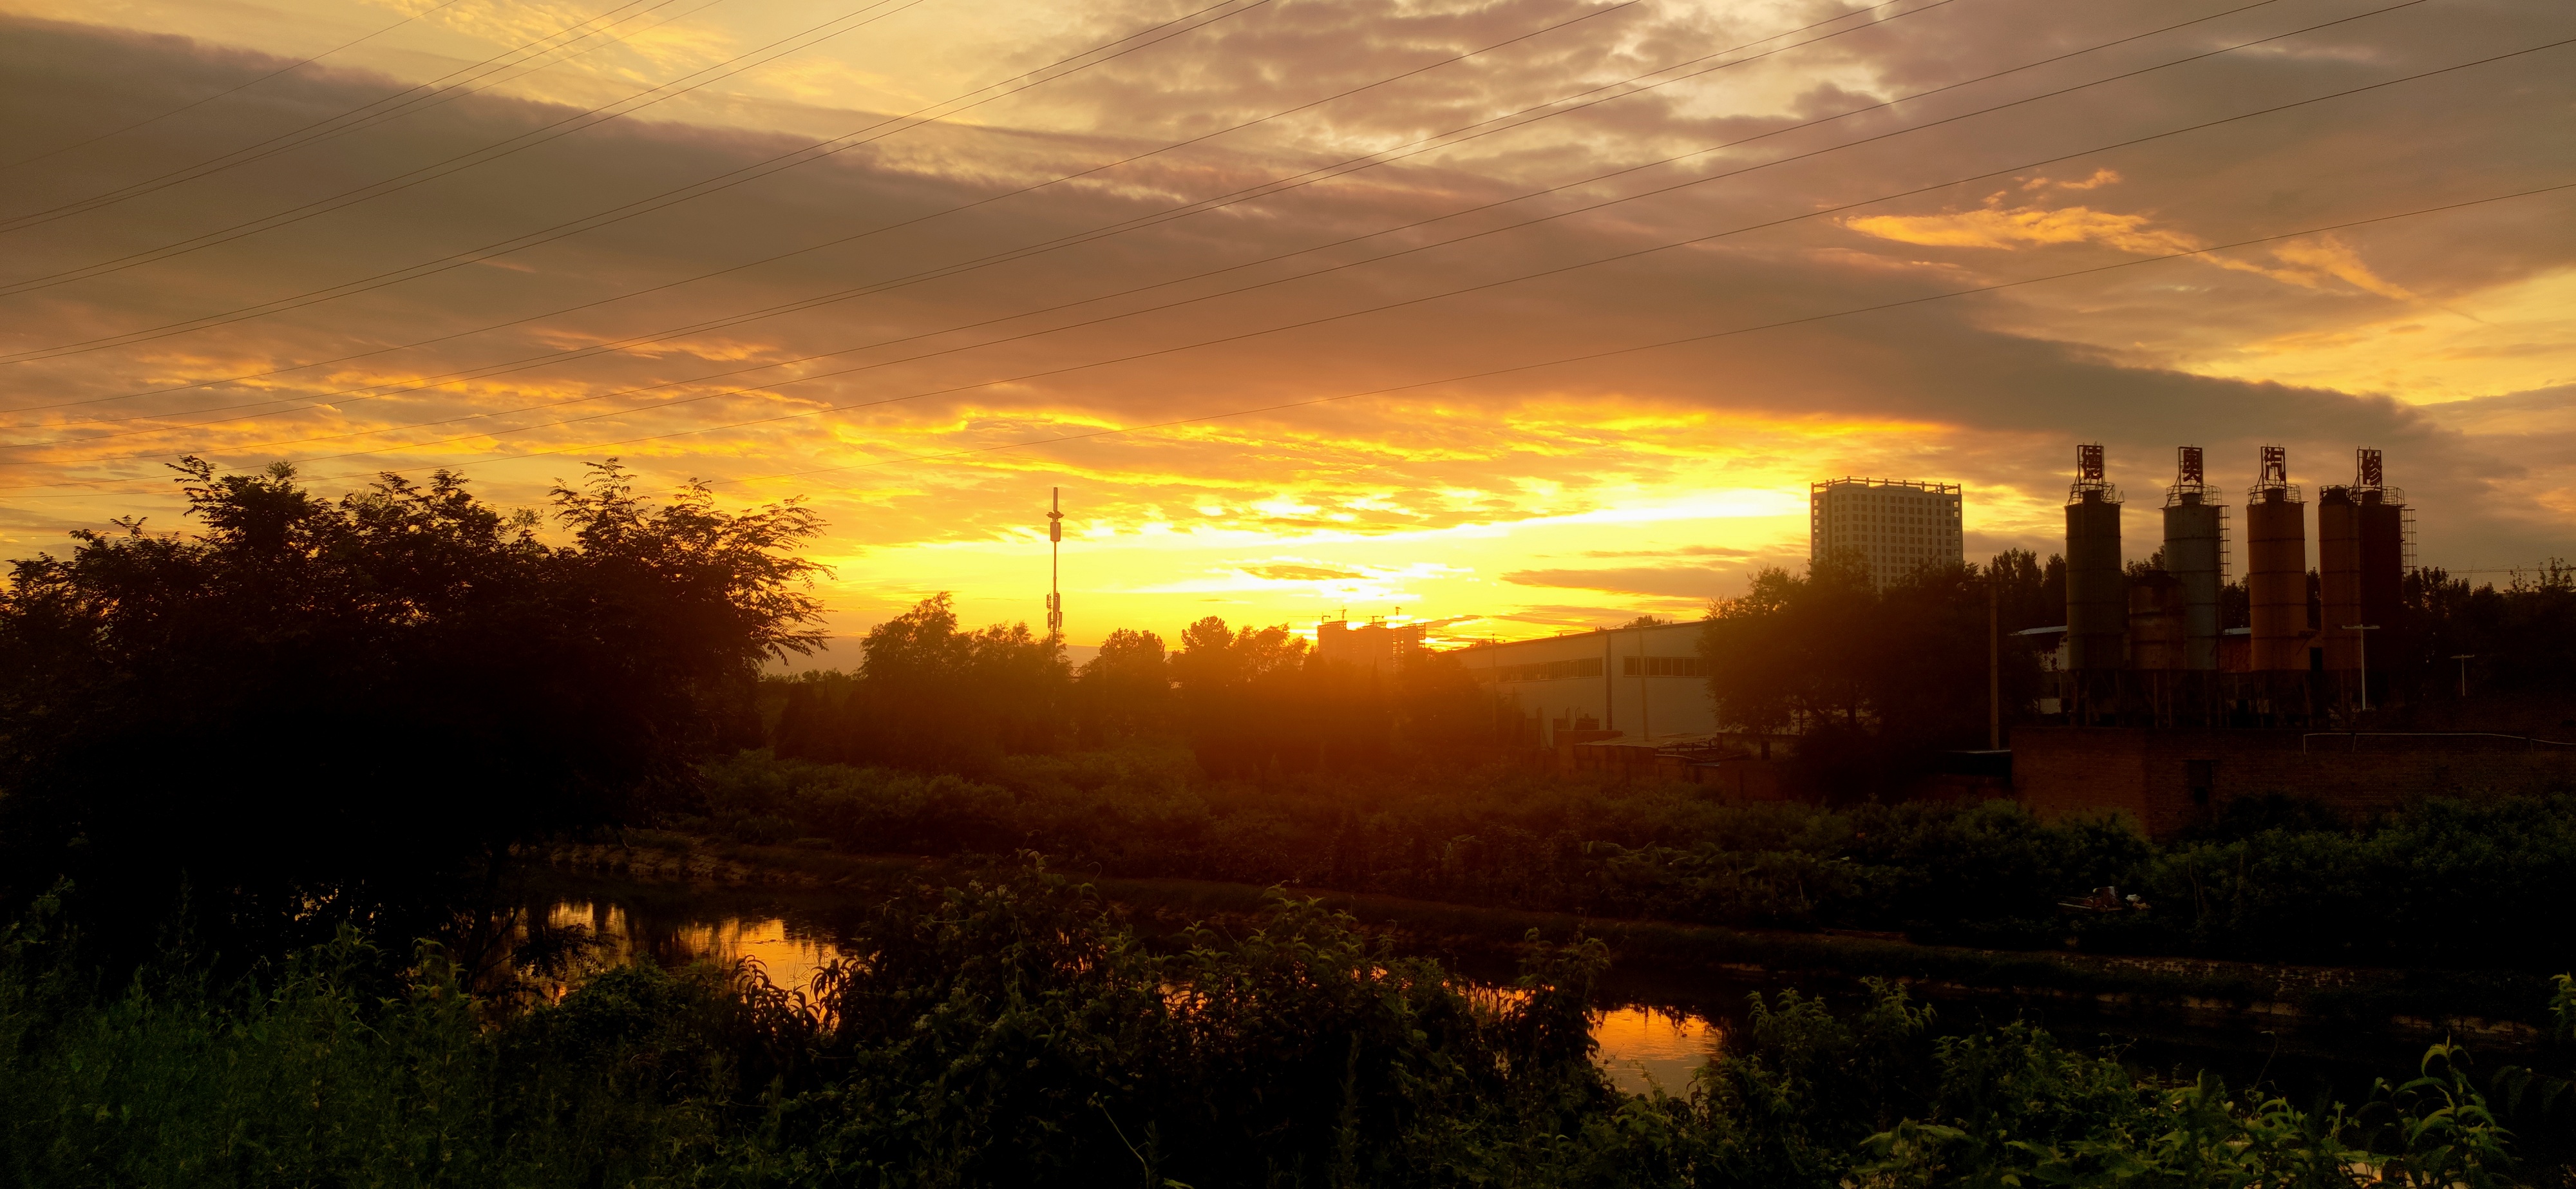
544, 902, 842, 996
540, 902, 1725, 1092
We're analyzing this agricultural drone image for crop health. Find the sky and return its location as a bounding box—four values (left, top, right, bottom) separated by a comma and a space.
1, 0, 2570, 660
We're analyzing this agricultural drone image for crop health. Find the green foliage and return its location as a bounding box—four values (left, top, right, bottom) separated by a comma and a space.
704, 750, 2576, 973
2131, 795, 2576, 967
775, 593, 1070, 770
1697, 554, 2048, 795
0, 873, 1623, 1187
0, 460, 825, 967
0, 879, 2557, 1186
775, 604, 1506, 780
2403, 562, 2576, 705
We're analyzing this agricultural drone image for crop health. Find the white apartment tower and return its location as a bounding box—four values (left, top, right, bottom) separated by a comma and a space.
1810, 478, 1965, 587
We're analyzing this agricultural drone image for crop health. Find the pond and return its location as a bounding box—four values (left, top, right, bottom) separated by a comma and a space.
526, 884, 2434, 1101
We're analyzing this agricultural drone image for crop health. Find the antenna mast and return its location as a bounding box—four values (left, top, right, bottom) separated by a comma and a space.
1046, 487, 1064, 641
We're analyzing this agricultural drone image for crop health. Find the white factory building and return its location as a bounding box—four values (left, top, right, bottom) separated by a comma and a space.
1809, 477, 1964, 588
1450, 620, 1716, 747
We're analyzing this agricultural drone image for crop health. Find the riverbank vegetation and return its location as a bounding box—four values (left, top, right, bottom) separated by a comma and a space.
0, 460, 825, 969
697, 747, 2576, 975
1, 874, 2551, 1187
6, 462, 2574, 1184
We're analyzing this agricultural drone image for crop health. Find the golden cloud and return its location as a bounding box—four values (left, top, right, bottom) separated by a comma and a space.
1845, 205, 2413, 301
1843, 205, 2204, 256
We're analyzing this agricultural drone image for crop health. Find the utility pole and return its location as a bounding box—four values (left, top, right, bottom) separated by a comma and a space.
1046, 488, 1063, 642
2344, 623, 2379, 712
1988, 575, 2001, 750
2450, 654, 2476, 699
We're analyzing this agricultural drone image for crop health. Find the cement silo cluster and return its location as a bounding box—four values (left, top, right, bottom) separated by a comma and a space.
2054, 443, 2410, 726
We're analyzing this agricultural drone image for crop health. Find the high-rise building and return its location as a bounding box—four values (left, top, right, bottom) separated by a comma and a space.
1809, 478, 1964, 587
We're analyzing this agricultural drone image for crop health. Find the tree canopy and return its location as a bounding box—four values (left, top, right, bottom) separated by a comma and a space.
0, 459, 824, 962
1698, 555, 2050, 795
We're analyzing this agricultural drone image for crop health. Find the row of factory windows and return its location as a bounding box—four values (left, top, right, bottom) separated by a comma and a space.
1484, 655, 1711, 682
1623, 655, 1711, 677
1489, 658, 1602, 682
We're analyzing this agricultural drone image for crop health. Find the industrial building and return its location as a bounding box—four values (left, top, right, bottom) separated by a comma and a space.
2014, 442, 2478, 835
1808, 477, 1965, 588
1452, 621, 1718, 747
2045, 442, 2411, 727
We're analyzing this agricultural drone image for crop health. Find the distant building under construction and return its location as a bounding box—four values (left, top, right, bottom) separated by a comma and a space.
1810, 477, 1965, 587
1314, 614, 1423, 677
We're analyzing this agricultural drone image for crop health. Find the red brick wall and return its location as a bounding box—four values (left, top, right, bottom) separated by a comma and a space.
2014, 727, 2576, 837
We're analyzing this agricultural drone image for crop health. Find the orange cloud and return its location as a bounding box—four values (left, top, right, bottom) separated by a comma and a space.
1843, 205, 2203, 256
1844, 207, 2412, 300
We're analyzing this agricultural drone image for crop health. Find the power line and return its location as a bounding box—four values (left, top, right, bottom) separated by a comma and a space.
19, 17, 2557, 490
21, 0, 2304, 453
321, 31, 2571, 473
0, 0, 1918, 394
0, 0, 1276, 349
10, 179, 2568, 503
0, 0, 472, 173
5, 0, 2450, 464
0, 0, 944, 284
3, 0, 1922, 432
0, 0, 707, 227
714, 181, 2576, 491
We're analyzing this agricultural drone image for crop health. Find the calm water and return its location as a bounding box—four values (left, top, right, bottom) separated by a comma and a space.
528, 886, 2434, 1102
535, 897, 1719, 1094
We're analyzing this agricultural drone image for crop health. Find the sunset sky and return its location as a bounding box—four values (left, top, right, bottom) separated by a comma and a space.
2, 0, 2570, 659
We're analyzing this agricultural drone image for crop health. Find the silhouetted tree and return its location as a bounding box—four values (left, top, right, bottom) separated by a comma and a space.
1697, 555, 2045, 799
1174, 617, 1319, 775
0, 459, 824, 965
1987, 548, 2054, 634
772, 594, 1069, 770
1075, 628, 1170, 743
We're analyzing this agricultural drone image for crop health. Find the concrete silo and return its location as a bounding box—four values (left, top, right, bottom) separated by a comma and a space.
2317, 482, 2365, 675
2063, 443, 2126, 674
2320, 448, 2408, 705
2161, 446, 2225, 671
2245, 446, 2310, 672
2128, 569, 2188, 671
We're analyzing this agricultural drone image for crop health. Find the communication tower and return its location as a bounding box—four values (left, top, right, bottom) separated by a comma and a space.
1046, 488, 1064, 641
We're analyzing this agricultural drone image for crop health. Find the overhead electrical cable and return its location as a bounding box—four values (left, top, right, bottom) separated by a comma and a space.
0, 0, 710, 226
305, 28, 2568, 473
4, 0, 2415, 461
720, 181, 2576, 489
19, 175, 2561, 504
0, 0, 1909, 387
0, 0, 473, 173
252, 0, 748, 160
16, 14, 2548, 482
0, 0, 949, 280
0, 0, 1278, 341
0, 0, 2304, 454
